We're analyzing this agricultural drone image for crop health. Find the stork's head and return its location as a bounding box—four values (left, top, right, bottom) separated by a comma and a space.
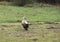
23, 16, 26, 20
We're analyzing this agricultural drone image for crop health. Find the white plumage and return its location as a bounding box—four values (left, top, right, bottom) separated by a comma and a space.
22, 16, 29, 31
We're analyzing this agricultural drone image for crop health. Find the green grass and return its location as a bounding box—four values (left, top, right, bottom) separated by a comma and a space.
0, 5, 60, 22
0, 5, 60, 42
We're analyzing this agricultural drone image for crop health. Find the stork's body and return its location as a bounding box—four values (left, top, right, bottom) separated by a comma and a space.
22, 16, 29, 31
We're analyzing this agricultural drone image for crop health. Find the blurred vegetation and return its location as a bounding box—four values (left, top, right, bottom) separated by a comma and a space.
0, 0, 60, 6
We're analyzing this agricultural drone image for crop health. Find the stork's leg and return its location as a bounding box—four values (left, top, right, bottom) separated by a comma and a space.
25, 28, 28, 31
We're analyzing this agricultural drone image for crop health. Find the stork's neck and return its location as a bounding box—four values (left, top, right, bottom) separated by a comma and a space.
22, 16, 28, 24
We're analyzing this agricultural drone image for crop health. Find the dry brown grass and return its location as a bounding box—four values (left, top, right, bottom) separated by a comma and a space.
0, 22, 60, 42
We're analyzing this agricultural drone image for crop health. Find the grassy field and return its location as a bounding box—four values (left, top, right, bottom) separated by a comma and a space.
0, 5, 60, 42
0, 5, 60, 22
0, 22, 60, 42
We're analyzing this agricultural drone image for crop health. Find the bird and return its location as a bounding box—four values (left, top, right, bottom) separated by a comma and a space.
21, 16, 29, 31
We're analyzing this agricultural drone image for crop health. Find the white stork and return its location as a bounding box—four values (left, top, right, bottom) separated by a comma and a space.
22, 16, 29, 31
